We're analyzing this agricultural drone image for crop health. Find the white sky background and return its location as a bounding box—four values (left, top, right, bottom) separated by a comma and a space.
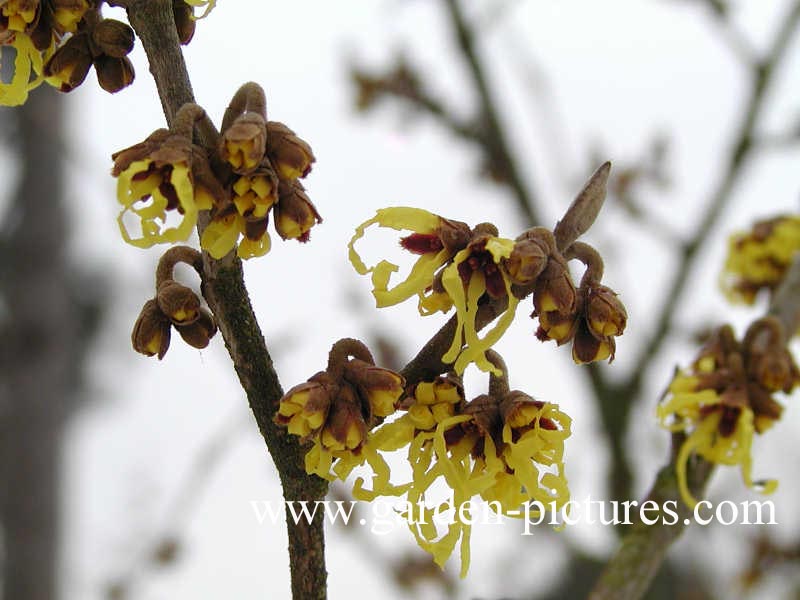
59, 1, 800, 598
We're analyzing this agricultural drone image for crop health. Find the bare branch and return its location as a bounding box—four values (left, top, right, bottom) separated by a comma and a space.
442, 0, 542, 226
125, 2, 329, 598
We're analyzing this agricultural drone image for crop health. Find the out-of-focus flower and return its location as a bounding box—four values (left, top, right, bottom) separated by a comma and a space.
721, 215, 800, 305
657, 320, 799, 507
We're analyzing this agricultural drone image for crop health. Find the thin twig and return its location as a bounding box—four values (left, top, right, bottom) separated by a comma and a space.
105, 415, 248, 598
351, 62, 480, 144
696, 0, 759, 66
442, 0, 542, 226
125, 2, 329, 598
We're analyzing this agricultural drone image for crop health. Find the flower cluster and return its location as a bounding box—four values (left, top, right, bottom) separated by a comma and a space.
657, 318, 799, 507
349, 208, 625, 374
0, 1, 141, 105
720, 214, 800, 305
275, 346, 571, 576
530, 239, 627, 363
112, 104, 220, 248
131, 246, 217, 359
383, 373, 570, 575
275, 339, 406, 483
111, 83, 320, 258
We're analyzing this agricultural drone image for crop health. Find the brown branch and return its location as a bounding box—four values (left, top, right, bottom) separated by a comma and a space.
351, 62, 480, 144
627, 0, 800, 395
125, 2, 328, 598
442, 0, 542, 227
695, 0, 759, 66
588, 440, 714, 600
400, 295, 508, 385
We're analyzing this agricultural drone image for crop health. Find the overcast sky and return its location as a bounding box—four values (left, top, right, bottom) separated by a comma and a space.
59, 2, 800, 598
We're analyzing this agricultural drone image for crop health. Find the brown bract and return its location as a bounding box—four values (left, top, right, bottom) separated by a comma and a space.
266, 121, 315, 180
131, 298, 171, 360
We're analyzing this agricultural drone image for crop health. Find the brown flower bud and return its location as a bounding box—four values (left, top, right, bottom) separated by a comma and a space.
436, 217, 472, 254
572, 321, 614, 364
532, 257, 576, 315
536, 310, 578, 345
266, 121, 315, 180
274, 180, 321, 242
156, 280, 201, 325
499, 390, 546, 429
750, 349, 799, 393
131, 299, 171, 359
91, 18, 135, 58
276, 374, 335, 437
463, 394, 501, 440
343, 358, 405, 419
585, 284, 627, 338
322, 386, 368, 451
43, 32, 92, 92
505, 236, 549, 286
94, 54, 134, 94
220, 112, 267, 174
172, 0, 196, 45
111, 129, 171, 173
175, 307, 217, 349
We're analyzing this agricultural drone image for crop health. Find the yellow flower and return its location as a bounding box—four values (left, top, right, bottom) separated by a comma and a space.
721, 215, 800, 304
385, 386, 571, 577
116, 159, 201, 248
232, 173, 276, 218
200, 212, 244, 259
441, 236, 518, 375
351, 209, 519, 374
0, 34, 48, 106
657, 373, 777, 508
349, 207, 457, 308
2, 1, 38, 33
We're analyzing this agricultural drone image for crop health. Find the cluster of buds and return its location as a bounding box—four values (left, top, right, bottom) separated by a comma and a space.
275, 338, 405, 480
43, 10, 134, 93
515, 236, 627, 363
131, 246, 217, 359
202, 84, 319, 259
657, 318, 799, 507
112, 103, 222, 248
0, 0, 223, 106
112, 83, 320, 259
367, 352, 571, 576
348, 165, 626, 374
720, 214, 800, 305
131, 246, 217, 360
1, 0, 93, 104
